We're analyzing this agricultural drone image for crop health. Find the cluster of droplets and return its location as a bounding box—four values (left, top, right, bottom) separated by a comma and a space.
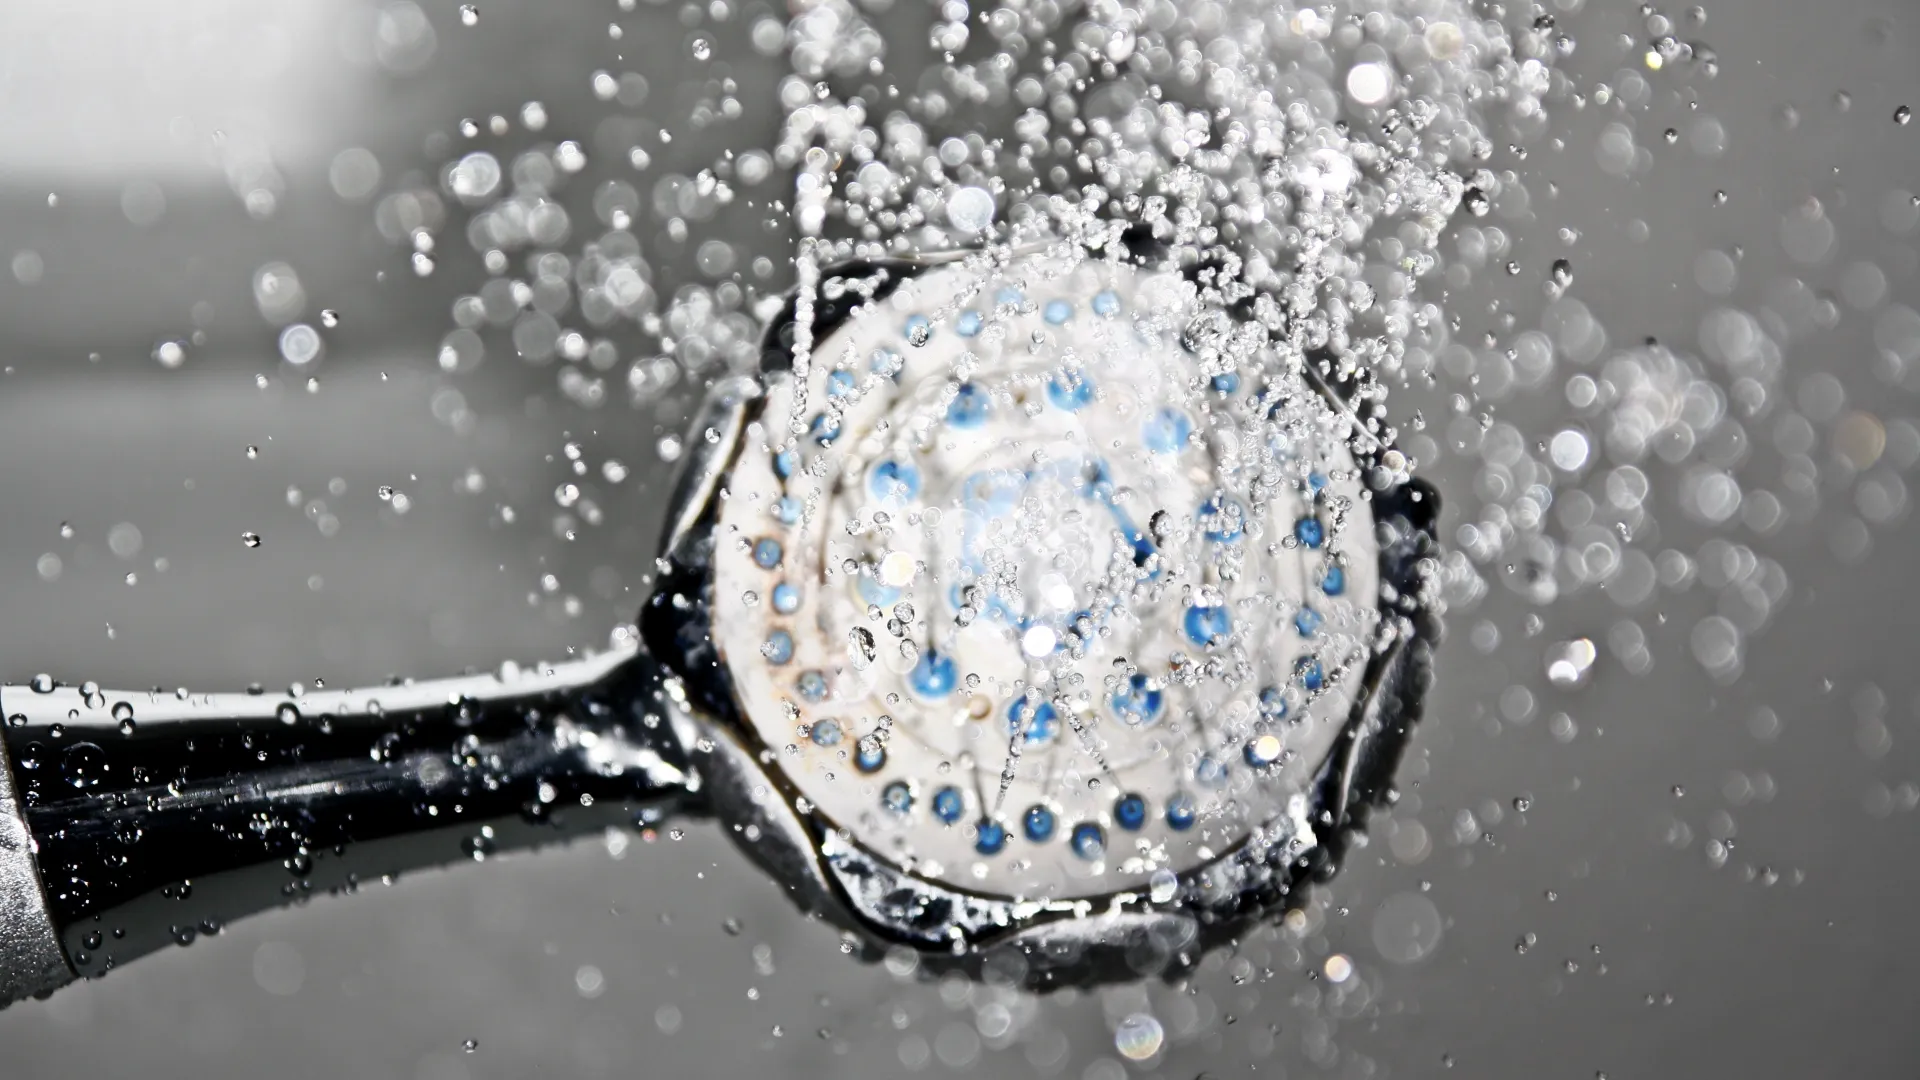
375, 75, 795, 419
1327, 11, 1920, 1060
1422, 1, 1905, 714
388, 0, 1564, 498
780, 0, 1557, 302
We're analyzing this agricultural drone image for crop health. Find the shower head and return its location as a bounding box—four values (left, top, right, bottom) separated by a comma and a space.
0, 236, 1438, 1003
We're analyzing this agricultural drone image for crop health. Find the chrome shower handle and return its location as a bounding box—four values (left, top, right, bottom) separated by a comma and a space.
0, 648, 697, 1006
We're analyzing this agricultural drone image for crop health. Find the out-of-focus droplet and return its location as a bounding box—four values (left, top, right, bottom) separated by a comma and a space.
1114, 1013, 1164, 1061
1345, 62, 1393, 107
574, 965, 605, 998
1545, 639, 1597, 688
945, 186, 995, 234
1148, 868, 1178, 903
1424, 22, 1462, 59
108, 523, 142, 559
1372, 892, 1444, 964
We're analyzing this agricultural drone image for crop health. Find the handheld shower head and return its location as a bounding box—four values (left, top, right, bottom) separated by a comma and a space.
0, 237, 1438, 1003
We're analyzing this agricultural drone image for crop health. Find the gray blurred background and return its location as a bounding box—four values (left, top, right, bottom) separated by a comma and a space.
0, 0, 1917, 1076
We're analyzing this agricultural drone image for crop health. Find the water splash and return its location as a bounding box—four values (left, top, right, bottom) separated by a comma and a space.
351, 0, 1920, 1064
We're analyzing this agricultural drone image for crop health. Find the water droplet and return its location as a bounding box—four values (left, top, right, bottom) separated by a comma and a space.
62, 742, 107, 788
1114, 1013, 1165, 1061
574, 965, 605, 998
1148, 868, 1178, 903
945, 186, 995, 234
279, 324, 322, 366
1345, 61, 1394, 107
847, 626, 877, 670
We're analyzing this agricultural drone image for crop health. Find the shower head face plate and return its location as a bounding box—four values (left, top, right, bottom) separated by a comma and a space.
708, 252, 1382, 904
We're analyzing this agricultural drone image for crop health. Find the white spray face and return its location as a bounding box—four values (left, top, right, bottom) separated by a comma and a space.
711, 251, 1381, 900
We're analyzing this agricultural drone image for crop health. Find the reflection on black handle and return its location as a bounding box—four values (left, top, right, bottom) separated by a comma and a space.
0, 649, 695, 978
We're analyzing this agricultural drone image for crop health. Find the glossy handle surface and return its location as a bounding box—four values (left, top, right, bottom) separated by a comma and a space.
0, 647, 696, 986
